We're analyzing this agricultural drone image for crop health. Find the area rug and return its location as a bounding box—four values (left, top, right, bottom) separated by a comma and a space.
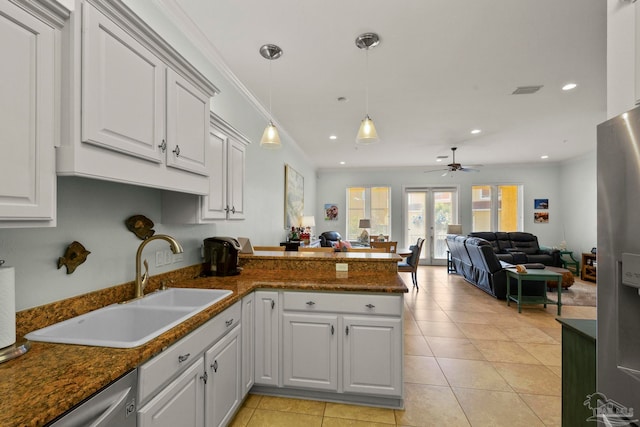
546, 280, 596, 307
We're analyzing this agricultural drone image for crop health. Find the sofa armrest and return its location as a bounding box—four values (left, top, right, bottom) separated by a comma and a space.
538, 247, 562, 267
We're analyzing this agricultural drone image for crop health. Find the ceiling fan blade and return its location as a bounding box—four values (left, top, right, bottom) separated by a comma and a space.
460, 167, 480, 172
424, 168, 449, 173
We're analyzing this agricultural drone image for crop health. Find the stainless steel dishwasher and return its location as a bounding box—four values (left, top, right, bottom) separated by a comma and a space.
47, 369, 137, 427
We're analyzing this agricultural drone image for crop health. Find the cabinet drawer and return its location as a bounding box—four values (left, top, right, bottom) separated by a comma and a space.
283, 292, 402, 316
138, 301, 241, 403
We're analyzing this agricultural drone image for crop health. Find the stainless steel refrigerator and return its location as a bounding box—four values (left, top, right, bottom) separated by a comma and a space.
597, 106, 640, 424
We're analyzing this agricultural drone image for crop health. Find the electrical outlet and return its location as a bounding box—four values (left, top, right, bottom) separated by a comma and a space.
155, 250, 165, 267
336, 263, 348, 272
164, 249, 173, 264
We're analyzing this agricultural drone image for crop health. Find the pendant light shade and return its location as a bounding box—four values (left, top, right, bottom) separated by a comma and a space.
260, 121, 281, 148
355, 33, 380, 145
259, 44, 283, 149
356, 115, 379, 144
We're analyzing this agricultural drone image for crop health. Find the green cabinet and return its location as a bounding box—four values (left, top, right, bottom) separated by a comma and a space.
558, 318, 596, 426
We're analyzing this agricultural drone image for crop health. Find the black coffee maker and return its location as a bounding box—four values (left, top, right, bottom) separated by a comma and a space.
203, 237, 242, 276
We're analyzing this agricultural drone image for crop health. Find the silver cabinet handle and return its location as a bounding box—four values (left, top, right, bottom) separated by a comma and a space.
306, 301, 315, 306
331, 325, 334, 335
178, 353, 190, 363
365, 303, 375, 309
225, 319, 234, 327
224, 205, 230, 213
231, 206, 236, 214
158, 139, 167, 152
211, 360, 218, 373
172, 145, 181, 156
271, 299, 275, 310
200, 371, 208, 384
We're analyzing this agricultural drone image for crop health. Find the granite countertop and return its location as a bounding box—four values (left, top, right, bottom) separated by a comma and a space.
0, 269, 407, 427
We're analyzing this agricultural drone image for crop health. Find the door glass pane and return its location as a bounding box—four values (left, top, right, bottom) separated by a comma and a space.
472, 185, 492, 231
406, 192, 426, 256
433, 191, 454, 259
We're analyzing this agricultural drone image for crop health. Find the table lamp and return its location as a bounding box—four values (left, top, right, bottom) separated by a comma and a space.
359, 219, 371, 245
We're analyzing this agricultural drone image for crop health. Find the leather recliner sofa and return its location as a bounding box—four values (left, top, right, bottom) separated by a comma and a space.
446, 234, 548, 299
467, 232, 561, 266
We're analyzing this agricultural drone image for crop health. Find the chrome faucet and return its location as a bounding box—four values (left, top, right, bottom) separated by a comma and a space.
134, 234, 184, 299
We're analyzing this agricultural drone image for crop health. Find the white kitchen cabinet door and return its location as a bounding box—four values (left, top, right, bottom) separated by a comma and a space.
241, 293, 255, 397
201, 128, 227, 220
165, 68, 209, 176
204, 325, 241, 427
342, 316, 402, 397
254, 291, 279, 386
282, 313, 338, 391
138, 357, 205, 427
226, 138, 246, 219
82, 2, 164, 164
0, 0, 61, 226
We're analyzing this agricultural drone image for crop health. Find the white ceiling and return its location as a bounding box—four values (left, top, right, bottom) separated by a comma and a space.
158, 0, 606, 170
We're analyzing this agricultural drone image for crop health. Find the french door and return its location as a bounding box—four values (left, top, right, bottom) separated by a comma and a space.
404, 187, 458, 265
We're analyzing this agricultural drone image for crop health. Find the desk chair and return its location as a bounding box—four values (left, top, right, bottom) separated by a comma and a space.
398, 238, 425, 289
371, 241, 397, 253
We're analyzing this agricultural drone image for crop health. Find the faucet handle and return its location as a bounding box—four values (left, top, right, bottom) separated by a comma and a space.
141, 259, 149, 291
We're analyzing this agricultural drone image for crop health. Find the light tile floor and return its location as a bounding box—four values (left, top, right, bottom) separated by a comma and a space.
230, 266, 597, 426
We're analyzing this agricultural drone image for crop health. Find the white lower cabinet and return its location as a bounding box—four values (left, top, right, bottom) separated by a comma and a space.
205, 325, 241, 427
282, 313, 338, 391
138, 358, 206, 427
343, 316, 402, 396
254, 290, 404, 406
241, 294, 255, 397
138, 301, 241, 427
254, 291, 279, 386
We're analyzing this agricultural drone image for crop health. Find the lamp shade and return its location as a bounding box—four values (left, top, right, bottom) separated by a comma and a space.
356, 115, 379, 144
447, 224, 462, 234
359, 219, 371, 228
260, 121, 281, 149
301, 216, 316, 227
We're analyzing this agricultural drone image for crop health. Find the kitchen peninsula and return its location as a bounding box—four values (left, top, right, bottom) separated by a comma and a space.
1, 252, 407, 427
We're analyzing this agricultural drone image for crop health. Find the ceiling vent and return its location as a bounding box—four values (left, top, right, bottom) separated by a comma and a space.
512, 85, 543, 95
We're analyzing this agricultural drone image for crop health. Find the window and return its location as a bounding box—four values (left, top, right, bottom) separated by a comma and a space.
346, 186, 391, 241
471, 185, 522, 232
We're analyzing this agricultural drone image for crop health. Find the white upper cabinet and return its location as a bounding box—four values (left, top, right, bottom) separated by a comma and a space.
81, 2, 164, 164
0, 0, 69, 227
58, 0, 219, 195
162, 113, 250, 223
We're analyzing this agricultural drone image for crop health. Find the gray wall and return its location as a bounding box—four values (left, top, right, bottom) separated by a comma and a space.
316, 157, 597, 254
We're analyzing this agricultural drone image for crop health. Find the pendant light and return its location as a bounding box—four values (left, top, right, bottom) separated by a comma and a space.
355, 33, 380, 145
259, 44, 283, 149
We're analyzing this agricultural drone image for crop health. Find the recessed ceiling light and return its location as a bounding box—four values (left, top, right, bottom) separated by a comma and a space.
470, 129, 481, 135
339, 161, 346, 165
329, 135, 337, 140
562, 83, 577, 91
541, 155, 549, 159
436, 158, 443, 162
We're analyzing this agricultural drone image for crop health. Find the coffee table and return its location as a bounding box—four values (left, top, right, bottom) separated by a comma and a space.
505, 267, 563, 315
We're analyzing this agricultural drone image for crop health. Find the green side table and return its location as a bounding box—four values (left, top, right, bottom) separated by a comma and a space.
559, 250, 580, 276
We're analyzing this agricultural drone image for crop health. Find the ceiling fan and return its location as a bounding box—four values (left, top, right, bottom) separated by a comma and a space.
425, 147, 482, 176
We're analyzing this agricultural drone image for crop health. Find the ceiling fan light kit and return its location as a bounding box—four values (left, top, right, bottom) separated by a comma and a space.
355, 33, 380, 145
259, 44, 283, 149
425, 147, 481, 175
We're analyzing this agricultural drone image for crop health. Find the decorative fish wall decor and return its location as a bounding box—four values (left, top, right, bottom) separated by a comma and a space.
58, 241, 91, 274
125, 215, 155, 240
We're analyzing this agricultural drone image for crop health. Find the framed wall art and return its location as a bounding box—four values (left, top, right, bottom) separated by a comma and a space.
284, 164, 304, 229
534, 211, 549, 223
534, 198, 549, 209
324, 203, 338, 221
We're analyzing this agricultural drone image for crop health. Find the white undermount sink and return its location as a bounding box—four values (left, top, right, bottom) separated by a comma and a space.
25, 288, 233, 348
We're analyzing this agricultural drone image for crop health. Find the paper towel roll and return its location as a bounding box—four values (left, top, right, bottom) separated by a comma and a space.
0, 266, 16, 348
